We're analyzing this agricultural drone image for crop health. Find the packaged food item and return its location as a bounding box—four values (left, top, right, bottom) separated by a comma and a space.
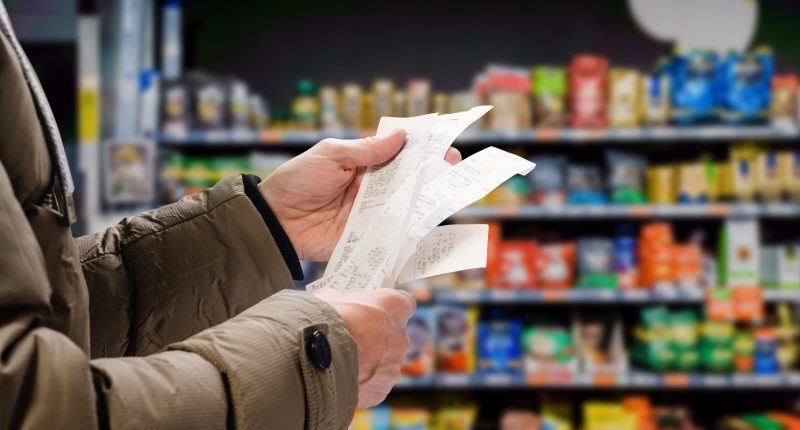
541, 398, 573, 430
390, 408, 429, 430
392, 90, 407, 117
403, 307, 436, 376
583, 402, 638, 430
486, 65, 532, 130
670, 310, 700, 371
633, 307, 675, 372
734, 329, 755, 373
161, 79, 189, 133
483, 176, 529, 206
373, 79, 394, 119
718, 50, 773, 124
753, 327, 780, 374
646, 166, 675, 204
675, 163, 708, 203
775, 304, 799, 370
227, 79, 250, 130
269, 108, 289, 131
435, 406, 477, 430
188, 72, 228, 130
575, 312, 627, 374
406, 79, 431, 117
522, 319, 577, 374
641, 70, 670, 126
700, 320, 735, 373
569, 55, 608, 128
672, 244, 702, 290
760, 245, 800, 290
638, 223, 674, 289
450, 91, 480, 113
608, 68, 642, 128
341, 83, 363, 130
478, 317, 523, 371
248, 95, 269, 130
495, 241, 539, 289
668, 51, 718, 124
529, 156, 567, 206
728, 145, 759, 202
613, 229, 638, 290
432, 92, 450, 114
703, 159, 722, 202
621, 396, 653, 430
767, 413, 800, 430
290, 78, 319, 130
778, 151, 800, 201
754, 152, 781, 202
567, 165, 606, 204
771, 74, 799, 127
537, 241, 576, 289
319, 85, 342, 132
361, 92, 377, 131
351, 406, 391, 430
606, 151, 647, 204
500, 410, 541, 430
531, 66, 567, 127
436, 305, 477, 373
576, 238, 617, 289
718, 220, 760, 289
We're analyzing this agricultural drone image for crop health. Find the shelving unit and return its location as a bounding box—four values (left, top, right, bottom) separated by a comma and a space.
452, 204, 800, 219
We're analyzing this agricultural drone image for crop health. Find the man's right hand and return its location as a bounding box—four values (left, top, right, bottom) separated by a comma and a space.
313, 288, 415, 409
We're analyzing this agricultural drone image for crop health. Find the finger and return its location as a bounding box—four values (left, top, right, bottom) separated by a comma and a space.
375, 288, 416, 318
325, 129, 406, 167
444, 147, 461, 165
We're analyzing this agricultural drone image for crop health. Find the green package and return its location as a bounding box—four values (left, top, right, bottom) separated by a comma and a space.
532, 67, 566, 127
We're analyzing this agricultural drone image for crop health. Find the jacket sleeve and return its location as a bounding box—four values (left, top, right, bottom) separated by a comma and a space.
2, 163, 359, 429
76, 174, 301, 357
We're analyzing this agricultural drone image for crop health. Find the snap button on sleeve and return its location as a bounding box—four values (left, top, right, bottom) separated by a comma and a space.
305, 330, 332, 370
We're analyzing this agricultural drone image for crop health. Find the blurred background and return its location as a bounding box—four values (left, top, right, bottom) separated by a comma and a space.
10, 0, 800, 428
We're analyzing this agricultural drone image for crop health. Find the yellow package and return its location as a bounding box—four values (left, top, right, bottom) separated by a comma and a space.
433, 93, 450, 114
391, 408, 430, 429
435, 406, 476, 430
646, 166, 675, 204
583, 402, 637, 430
675, 163, 707, 203
608, 68, 642, 128
778, 151, 800, 201
755, 152, 782, 202
729, 145, 759, 202
542, 400, 573, 430
704, 162, 722, 201
361, 93, 378, 131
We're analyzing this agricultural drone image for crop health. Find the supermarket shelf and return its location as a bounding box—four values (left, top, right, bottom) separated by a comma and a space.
156, 125, 800, 147
432, 289, 800, 304
395, 372, 800, 390
451, 204, 800, 220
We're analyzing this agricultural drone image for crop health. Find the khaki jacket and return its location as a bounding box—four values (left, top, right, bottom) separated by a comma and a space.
0, 5, 357, 429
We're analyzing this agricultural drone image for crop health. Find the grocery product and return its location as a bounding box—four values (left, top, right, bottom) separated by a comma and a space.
522, 319, 577, 374
477, 316, 523, 372
537, 241, 576, 289
608, 68, 642, 128
290, 79, 319, 130
485, 65, 532, 130
407, 79, 431, 117
319, 85, 342, 131
575, 312, 627, 374
646, 166, 675, 204
753, 328, 780, 374
771, 74, 799, 127
529, 156, 568, 206
576, 238, 617, 289
755, 152, 781, 202
760, 245, 800, 290
432, 92, 450, 114
436, 306, 477, 373
248, 95, 269, 130
569, 55, 608, 128
734, 329, 755, 373
700, 319, 735, 373
403, 307, 436, 376
638, 223, 674, 289
613, 229, 638, 290
495, 241, 539, 289
778, 151, 800, 201
392, 90, 407, 117
373, 79, 395, 119
718, 50, 773, 124
341, 83, 363, 130
227, 79, 249, 130
670, 310, 700, 371
567, 165, 605, 204
500, 410, 541, 430
532, 66, 567, 127
583, 402, 638, 430
675, 163, 708, 203
718, 220, 760, 289
606, 151, 647, 204
775, 304, 799, 370
351, 407, 391, 430
729, 145, 759, 202
633, 307, 676, 372
669, 51, 718, 124
541, 397, 573, 430
390, 408, 429, 430
435, 406, 477, 430
672, 244, 702, 290
641, 70, 671, 126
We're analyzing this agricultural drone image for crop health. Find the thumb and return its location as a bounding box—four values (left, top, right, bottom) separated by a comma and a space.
324, 128, 406, 167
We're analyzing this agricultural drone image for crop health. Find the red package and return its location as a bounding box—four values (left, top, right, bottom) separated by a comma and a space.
637, 223, 675, 288
537, 242, 576, 289
496, 241, 539, 289
569, 54, 608, 128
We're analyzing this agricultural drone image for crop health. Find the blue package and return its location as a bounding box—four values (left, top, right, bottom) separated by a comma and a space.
718, 50, 773, 124
669, 51, 719, 124
478, 319, 523, 372
567, 164, 607, 204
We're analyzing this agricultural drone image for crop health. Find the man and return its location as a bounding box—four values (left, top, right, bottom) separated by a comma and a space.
0, 3, 461, 429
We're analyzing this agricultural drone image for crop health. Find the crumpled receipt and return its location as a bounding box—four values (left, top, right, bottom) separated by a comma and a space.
307, 106, 535, 292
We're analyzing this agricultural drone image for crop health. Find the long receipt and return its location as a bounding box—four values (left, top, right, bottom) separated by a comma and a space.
308, 106, 535, 292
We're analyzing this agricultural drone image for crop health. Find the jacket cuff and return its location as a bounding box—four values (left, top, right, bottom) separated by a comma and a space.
168, 289, 358, 430
242, 173, 304, 280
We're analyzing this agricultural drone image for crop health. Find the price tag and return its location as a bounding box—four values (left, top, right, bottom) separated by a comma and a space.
707, 204, 731, 217
663, 373, 690, 387
439, 374, 470, 387
542, 290, 567, 302
592, 373, 616, 387
535, 128, 558, 141
628, 206, 654, 217
260, 130, 283, 144
484, 373, 513, 386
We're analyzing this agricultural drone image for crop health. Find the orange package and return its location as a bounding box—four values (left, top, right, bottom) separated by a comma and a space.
623, 396, 655, 430
768, 413, 800, 430
672, 244, 702, 289
537, 242, 576, 289
638, 223, 675, 288
496, 241, 539, 289
485, 222, 503, 287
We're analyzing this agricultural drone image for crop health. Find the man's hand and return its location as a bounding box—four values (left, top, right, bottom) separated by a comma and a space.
313, 288, 415, 409
259, 129, 462, 261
